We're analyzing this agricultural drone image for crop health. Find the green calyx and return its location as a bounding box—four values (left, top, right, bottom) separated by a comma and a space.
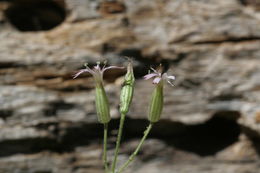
119, 62, 135, 114
148, 81, 164, 123
95, 83, 111, 124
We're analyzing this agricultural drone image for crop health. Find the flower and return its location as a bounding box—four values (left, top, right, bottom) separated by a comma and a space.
73, 62, 124, 84
73, 61, 124, 124
143, 67, 175, 86
144, 66, 175, 123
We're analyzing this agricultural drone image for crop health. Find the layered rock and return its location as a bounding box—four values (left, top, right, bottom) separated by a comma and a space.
0, 0, 260, 172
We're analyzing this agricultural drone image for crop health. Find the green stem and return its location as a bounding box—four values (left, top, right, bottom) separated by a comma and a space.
117, 123, 153, 173
103, 123, 109, 173
111, 113, 126, 172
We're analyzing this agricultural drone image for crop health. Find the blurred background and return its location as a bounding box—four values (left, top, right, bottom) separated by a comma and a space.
0, 0, 260, 172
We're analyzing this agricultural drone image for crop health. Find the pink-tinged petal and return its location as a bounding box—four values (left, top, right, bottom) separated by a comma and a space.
143, 73, 158, 80
103, 66, 124, 72
167, 80, 174, 86
150, 67, 157, 73
167, 75, 175, 80
153, 77, 161, 84
164, 73, 175, 86
73, 69, 91, 79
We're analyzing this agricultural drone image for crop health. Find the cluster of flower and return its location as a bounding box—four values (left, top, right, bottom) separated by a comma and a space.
73, 60, 175, 173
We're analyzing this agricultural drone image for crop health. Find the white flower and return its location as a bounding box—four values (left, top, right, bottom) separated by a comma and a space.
143, 67, 175, 86
73, 62, 124, 83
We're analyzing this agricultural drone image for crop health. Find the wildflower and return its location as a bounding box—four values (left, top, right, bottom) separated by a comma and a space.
143, 67, 175, 86
144, 66, 175, 123
73, 62, 123, 84
73, 62, 123, 124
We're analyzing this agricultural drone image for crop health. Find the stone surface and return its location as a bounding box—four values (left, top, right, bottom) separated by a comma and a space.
0, 0, 260, 172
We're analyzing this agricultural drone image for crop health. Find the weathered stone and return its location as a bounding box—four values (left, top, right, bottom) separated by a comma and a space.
0, 0, 260, 172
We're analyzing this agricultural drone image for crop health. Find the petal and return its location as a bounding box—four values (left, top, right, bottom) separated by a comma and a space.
164, 73, 175, 86
153, 77, 162, 84
143, 73, 158, 80
167, 80, 174, 86
103, 66, 124, 72
150, 67, 157, 73
167, 75, 175, 80
73, 69, 92, 79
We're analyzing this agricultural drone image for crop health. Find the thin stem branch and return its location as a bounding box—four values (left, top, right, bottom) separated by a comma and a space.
117, 123, 153, 173
111, 113, 126, 172
103, 123, 109, 173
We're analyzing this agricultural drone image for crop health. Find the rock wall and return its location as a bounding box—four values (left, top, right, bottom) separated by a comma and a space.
0, 0, 260, 172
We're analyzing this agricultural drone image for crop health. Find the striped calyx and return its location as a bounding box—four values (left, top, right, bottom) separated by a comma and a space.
95, 83, 111, 124
119, 62, 135, 114
148, 80, 164, 123
144, 66, 175, 122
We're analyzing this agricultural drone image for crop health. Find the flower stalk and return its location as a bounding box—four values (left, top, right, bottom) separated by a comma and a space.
111, 62, 135, 172
103, 123, 109, 173
117, 123, 153, 173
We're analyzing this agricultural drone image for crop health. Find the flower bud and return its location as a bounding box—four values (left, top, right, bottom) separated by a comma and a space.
95, 83, 111, 124
119, 62, 135, 114
148, 81, 164, 123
